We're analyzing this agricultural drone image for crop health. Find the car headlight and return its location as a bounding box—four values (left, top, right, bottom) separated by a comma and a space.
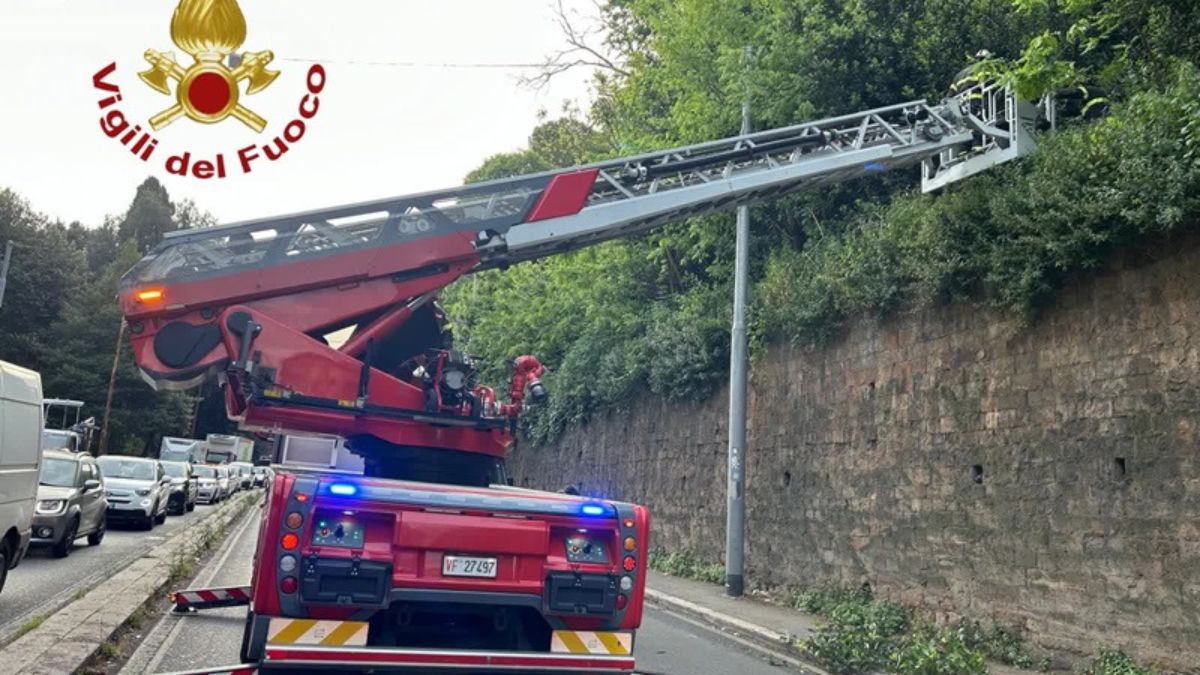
136, 488, 152, 496
36, 499, 67, 515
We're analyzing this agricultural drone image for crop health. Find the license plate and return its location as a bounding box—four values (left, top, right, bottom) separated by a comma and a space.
442, 555, 497, 578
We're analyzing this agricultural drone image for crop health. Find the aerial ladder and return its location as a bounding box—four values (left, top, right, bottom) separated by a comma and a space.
123, 81, 1065, 675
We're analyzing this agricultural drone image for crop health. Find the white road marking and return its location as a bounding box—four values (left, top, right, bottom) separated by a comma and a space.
124, 508, 258, 675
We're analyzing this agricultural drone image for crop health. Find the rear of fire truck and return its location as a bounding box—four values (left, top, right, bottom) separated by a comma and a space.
241, 471, 647, 673
115, 158, 666, 672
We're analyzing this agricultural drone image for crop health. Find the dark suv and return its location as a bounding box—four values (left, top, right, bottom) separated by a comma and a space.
160, 461, 198, 514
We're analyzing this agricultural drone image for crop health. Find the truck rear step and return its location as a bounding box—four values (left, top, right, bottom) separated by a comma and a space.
159, 645, 635, 674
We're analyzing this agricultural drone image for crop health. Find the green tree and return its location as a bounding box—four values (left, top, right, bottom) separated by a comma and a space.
42, 243, 192, 454
118, 177, 177, 253
0, 190, 87, 370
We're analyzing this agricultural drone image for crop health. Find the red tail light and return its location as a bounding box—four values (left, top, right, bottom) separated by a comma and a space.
622, 555, 636, 572
280, 576, 298, 594
616, 594, 628, 610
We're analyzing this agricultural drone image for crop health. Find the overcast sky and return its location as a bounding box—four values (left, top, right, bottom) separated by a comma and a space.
0, 0, 598, 226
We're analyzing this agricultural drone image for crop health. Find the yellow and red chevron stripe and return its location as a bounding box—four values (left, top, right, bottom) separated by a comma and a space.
266, 618, 369, 646
550, 630, 632, 655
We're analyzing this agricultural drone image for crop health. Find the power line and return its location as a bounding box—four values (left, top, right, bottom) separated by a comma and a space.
280, 57, 545, 69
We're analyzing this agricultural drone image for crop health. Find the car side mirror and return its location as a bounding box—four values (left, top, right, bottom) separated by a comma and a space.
83, 479, 101, 492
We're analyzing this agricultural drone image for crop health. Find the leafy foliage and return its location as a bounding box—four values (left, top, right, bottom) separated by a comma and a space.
795, 586, 912, 674
792, 586, 1010, 675
646, 548, 725, 584
1079, 648, 1157, 675
448, 0, 1200, 445
759, 63, 1200, 345
1004, 0, 1200, 97
889, 626, 987, 675
956, 620, 1036, 668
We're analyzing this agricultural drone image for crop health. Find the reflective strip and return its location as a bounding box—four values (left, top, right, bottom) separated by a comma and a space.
320, 620, 368, 646
154, 662, 258, 667
267, 618, 369, 646
172, 586, 252, 608
550, 630, 633, 655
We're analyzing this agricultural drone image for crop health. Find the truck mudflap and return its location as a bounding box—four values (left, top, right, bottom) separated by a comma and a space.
157, 646, 635, 674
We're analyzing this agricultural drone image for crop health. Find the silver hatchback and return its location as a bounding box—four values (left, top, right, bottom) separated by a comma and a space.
96, 456, 171, 530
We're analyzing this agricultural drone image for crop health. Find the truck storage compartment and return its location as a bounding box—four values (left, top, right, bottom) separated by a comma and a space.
300, 557, 392, 606
545, 572, 617, 615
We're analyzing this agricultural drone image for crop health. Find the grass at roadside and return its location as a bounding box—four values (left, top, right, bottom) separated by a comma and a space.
648, 549, 1157, 675
647, 548, 725, 585
74, 491, 261, 675
167, 492, 257, 584
13, 614, 46, 640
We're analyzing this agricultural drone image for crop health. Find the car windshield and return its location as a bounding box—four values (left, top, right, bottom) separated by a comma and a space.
162, 462, 189, 478
193, 466, 216, 478
42, 430, 75, 452
97, 457, 156, 481
39, 457, 77, 487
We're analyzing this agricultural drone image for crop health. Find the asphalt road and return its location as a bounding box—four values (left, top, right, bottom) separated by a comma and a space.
124, 515, 796, 675
0, 499, 222, 645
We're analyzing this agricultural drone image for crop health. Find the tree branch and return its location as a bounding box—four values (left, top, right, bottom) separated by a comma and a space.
520, 0, 629, 90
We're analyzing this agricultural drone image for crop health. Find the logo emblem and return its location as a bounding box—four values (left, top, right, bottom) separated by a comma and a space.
138, 0, 279, 132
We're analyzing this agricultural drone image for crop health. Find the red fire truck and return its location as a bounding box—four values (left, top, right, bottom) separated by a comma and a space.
119, 78, 1065, 673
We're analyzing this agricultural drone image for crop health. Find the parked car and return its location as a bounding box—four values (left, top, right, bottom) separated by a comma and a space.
0, 361, 43, 594
251, 465, 273, 487
31, 450, 106, 557
160, 461, 197, 515
214, 465, 234, 500
230, 461, 254, 490
193, 465, 222, 504
96, 456, 171, 530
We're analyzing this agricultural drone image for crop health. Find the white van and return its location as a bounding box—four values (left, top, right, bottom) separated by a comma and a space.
0, 361, 43, 594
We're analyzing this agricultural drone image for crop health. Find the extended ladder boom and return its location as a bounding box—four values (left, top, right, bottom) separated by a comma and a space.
486, 99, 969, 267
121, 98, 972, 310
116, 85, 1050, 460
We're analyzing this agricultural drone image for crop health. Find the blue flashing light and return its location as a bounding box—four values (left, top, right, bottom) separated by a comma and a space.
328, 482, 358, 497
580, 503, 607, 517
864, 162, 886, 173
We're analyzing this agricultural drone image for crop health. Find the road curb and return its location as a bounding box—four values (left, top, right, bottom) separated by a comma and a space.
0, 492, 260, 675
643, 587, 829, 674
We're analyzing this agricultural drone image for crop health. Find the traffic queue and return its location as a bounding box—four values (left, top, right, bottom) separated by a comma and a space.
1, 358, 270, 597
30, 440, 270, 558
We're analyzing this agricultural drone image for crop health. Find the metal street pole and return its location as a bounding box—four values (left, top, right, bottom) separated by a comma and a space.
726, 47, 753, 598
99, 319, 127, 454
0, 240, 13, 310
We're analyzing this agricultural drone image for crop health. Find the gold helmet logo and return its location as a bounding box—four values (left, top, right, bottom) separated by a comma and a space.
139, 0, 279, 132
